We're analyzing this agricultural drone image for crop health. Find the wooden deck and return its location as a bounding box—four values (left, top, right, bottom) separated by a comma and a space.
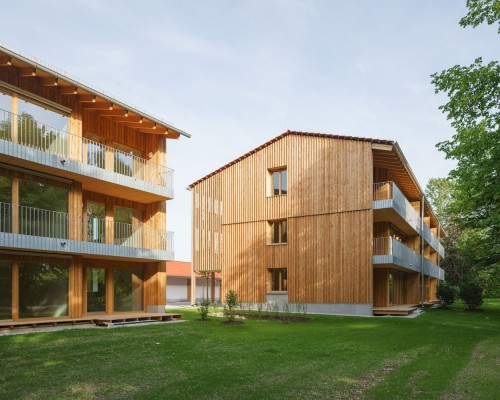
373, 304, 419, 316
0, 313, 182, 331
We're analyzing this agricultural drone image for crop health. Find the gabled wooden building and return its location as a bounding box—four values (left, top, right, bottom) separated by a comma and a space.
0, 44, 189, 325
189, 131, 444, 316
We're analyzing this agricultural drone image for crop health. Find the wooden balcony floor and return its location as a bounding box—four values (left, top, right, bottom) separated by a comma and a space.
0, 313, 182, 331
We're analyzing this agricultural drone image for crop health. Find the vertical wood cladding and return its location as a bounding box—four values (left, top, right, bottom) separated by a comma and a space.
192, 135, 373, 304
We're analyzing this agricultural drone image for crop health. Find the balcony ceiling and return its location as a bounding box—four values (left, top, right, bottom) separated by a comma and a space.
0, 46, 190, 139
372, 144, 444, 235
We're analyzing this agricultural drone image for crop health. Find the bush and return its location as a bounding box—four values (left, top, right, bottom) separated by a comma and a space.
459, 281, 484, 310
436, 282, 458, 307
198, 299, 211, 321
223, 290, 239, 321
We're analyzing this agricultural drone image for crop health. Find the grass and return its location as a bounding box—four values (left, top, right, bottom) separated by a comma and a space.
0, 299, 499, 400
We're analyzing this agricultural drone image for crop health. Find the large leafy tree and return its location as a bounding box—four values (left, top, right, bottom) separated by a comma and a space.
429, 0, 500, 293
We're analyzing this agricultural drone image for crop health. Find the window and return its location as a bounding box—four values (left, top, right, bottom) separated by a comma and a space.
269, 219, 287, 244
87, 267, 106, 313
87, 202, 105, 243
269, 168, 287, 196
114, 143, 142, 178
19, 179, 69, 239
0, 92, 12, 141
0, 262, 12, 320
19, 263, 69, 318
0, 176, 12, 233
269, 268, 287, 292
113, 269, 144, 312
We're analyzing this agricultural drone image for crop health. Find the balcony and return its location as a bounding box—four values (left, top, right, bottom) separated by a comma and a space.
0, 108, 174, 202
373, 237, 443, 280
373, 181, 444, 258
0, 202, 173, 261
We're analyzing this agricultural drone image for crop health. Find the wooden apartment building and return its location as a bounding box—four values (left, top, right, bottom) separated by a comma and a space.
189, 131, 444, 316
0, 44, 189, 325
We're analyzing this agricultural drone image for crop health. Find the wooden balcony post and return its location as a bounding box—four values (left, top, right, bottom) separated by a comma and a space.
11, 177, 18, 234
11, 262, 19, 320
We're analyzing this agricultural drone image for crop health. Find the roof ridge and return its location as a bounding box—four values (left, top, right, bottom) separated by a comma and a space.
188, 131, 394, 188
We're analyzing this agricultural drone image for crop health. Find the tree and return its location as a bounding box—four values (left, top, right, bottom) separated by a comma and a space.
436, 281, 458, 307
459, 280, 484, 310
459, 0, 500, 32
430, 1, 500, 292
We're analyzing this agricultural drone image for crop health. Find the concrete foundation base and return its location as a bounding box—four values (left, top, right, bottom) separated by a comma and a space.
244, 296, 373, 316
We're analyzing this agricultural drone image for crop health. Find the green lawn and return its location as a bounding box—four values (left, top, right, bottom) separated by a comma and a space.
1, 300, 499, 400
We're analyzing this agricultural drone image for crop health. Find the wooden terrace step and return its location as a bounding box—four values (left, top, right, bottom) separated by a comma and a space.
373, 304, 419, 316
0, 313, 182, 331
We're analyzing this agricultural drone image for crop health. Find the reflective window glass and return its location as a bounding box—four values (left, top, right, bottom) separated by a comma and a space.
0, 263, 12, 320
0, 92, 12, 141
87, 268, 106, 313
19, 263, 69, 318
19, 179, 69, 238
0, 176, 12, 233
113, 269, 143, 312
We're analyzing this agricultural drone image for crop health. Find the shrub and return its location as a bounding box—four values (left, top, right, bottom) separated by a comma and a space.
198, 299, 211, 321
459, 281, 484, 310
436, 282, 458, 307
223, 290, 239, 321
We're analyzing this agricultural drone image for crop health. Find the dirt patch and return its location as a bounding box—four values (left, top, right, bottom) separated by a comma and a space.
406, 370, 429, 398
332, 348, 424, 400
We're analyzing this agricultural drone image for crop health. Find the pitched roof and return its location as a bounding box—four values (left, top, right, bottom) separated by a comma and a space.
188, 130, 394, 188
167, 261, 221, 279
0, 43, 190, 139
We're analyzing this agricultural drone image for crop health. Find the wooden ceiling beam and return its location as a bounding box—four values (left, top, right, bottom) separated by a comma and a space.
40, 77, 59, 87
136, 126, 168, 134
82, 102, 113, 110
97, 110, 129, 117
125, 121, 155, 129
19, 67, 37, 77
112, 115, 141, 122
78, 94, 97, 103
59, 86, 79, 95
0, 55, 12, 66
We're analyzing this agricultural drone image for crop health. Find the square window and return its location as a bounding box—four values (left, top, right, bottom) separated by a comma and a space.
268, 219, 287, 244
269, 268, 287, 292
268, 168, 287, 196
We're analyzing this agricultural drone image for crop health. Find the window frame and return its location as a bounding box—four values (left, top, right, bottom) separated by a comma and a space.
268, 167, 287, 197
268, 219, 287, 245
268, 268, 288, 293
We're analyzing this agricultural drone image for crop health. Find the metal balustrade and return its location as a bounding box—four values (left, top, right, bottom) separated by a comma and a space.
0, 108, 174, 189
0, 202, 12, 233
0, 202, 173, 253
373, 181, 445, 258
373, 236, 444, 280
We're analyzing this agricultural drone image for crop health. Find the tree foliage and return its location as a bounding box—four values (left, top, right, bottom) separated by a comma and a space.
460, 0, 500, 32
459, 281, 484, 310
436, 281, 458, 307
429, 1, 500, 294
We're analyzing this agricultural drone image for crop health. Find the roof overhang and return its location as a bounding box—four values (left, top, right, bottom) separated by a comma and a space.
0, 44, 190, 139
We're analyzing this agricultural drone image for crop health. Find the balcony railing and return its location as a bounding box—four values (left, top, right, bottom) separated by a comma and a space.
0, 202, 173, 253
373, 181, 444, 258
0, 108, 173, 190
373, 237, 444, 280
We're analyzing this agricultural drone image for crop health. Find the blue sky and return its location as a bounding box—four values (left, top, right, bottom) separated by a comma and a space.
3, 1, 498, 260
